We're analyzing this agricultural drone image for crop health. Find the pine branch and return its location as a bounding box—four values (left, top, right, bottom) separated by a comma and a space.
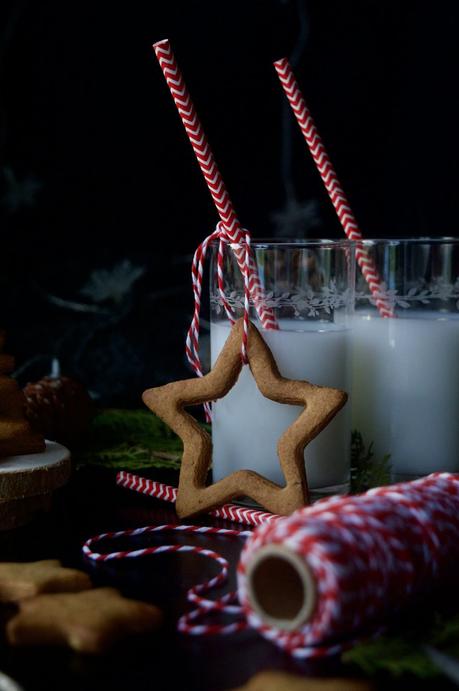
351, 430, 391, 493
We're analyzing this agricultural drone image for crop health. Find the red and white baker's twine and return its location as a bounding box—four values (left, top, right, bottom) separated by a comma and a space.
83, 523, 250, 636
239, 472, 459, 657
154, 39, 277, 393
186, 222, 253, 420
274, 58, 394, 319
83, 473, 459, 658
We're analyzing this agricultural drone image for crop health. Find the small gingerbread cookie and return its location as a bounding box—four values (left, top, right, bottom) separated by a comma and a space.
232, 671, 373, 691
143, 318, 347, 519
0, 560, 92, 602
7, 587, 162, 653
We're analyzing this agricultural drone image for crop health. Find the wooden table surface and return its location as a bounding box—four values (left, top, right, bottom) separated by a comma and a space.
0, 467, 456, 691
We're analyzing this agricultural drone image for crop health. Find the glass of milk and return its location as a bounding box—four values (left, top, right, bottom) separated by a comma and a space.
210, 239, 355, 498
352, 238, 459, 480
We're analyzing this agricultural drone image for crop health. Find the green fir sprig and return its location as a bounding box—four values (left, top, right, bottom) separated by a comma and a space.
351, 430, 391, 493
343, 613, 459, 679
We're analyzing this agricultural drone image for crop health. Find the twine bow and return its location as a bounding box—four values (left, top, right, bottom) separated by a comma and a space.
186, 222, 252, 421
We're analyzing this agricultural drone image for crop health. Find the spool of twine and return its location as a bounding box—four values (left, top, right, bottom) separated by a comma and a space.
238, 473, 459, 657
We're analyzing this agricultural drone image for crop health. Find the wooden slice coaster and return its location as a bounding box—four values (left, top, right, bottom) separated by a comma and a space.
0, 441, 71, 530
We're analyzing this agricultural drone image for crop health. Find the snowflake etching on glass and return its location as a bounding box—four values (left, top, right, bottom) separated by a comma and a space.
356, 277, 459, 311
211, 279, 353, 318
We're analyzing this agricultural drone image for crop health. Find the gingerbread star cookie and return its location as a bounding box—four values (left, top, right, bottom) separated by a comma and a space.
143, 319, 347, 519
7, 587, 162, 653
0, 559, 92, 603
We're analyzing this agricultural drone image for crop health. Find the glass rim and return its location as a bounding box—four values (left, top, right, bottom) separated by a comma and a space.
210, 237, 355, 249
211, 236, 459, 249
358, 236, 459, 245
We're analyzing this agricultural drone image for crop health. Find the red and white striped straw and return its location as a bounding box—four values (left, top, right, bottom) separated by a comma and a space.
274, 57, 394, 318
116, 471, 280, 528
153, 39, 277, 332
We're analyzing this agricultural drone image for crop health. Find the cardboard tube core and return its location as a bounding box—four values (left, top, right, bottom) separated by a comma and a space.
245, 544, 316, 631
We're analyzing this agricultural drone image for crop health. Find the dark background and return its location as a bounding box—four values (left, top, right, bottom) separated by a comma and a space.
1, 0, 458, 404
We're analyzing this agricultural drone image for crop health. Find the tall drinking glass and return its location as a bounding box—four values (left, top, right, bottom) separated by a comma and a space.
210, 239, 355, 498
352, 238, 459, 479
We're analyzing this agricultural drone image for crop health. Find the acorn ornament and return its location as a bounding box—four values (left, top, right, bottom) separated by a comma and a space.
24, 360, 93, 449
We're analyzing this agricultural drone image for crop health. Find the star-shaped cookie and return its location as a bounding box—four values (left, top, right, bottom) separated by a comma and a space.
7, 587, 162, 653
143, 319, 347, 518
0, 559, 92, 602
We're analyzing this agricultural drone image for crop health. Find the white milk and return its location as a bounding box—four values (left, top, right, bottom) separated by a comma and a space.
210, 320, 351, 492
352, 311, 459, 477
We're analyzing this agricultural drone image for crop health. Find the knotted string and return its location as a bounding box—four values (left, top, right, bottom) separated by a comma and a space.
185, 221, 252, 421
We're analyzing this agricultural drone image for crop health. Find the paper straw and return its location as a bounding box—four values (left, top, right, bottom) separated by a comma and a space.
116, 471, 280, 527
153, 39, 277, 331
274, 57, 394, 318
